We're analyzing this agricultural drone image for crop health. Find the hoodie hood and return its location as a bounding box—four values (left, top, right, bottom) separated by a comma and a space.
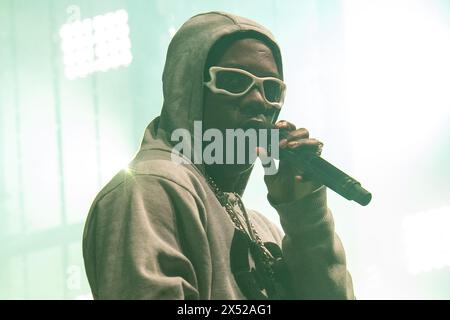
138, 11, 284, 196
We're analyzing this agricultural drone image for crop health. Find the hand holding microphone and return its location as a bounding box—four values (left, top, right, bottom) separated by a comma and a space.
257, 120, 372, 206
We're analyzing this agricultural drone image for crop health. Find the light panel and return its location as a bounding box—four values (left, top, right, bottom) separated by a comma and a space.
59, 9, 132, 80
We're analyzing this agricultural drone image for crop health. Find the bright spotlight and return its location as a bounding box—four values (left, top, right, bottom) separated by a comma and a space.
59, 9, 133, 80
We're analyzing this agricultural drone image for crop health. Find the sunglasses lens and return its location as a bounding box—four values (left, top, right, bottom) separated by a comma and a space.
215, 70, 253, 94
263, 80, 283, 103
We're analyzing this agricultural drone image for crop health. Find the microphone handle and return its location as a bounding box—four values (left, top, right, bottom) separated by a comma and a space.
279, 147, 372, 206
257, 123, 372, 206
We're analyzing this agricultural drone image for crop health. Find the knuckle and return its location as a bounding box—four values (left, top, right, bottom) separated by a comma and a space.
276, 120, 289, 128
287, 128, 309, 141
277, 120, 296, 130
299, 128, 309, 136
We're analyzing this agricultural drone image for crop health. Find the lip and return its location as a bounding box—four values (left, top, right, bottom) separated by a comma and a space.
241, 115, 267, 129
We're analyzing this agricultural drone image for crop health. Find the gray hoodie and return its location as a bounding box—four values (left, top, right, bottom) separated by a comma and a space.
82, 11, 354, 300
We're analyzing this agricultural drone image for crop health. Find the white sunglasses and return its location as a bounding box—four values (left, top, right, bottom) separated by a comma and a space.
204, 66, 286, 109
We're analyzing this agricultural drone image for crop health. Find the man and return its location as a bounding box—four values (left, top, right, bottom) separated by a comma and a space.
83, 11, 354, 299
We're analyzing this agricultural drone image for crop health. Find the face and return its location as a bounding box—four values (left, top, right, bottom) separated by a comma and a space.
203, 38, 281, 133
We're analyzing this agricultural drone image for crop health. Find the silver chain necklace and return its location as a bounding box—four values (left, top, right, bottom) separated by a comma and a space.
205, 174, 276, 279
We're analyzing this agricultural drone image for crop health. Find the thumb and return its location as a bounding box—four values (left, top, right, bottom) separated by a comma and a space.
256, 146, 278, 180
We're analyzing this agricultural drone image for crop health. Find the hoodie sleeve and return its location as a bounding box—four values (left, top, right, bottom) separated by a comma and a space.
83, 173, 209, 300
268, 186, 355, 299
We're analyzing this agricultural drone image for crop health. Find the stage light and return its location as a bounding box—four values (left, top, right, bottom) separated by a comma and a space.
402, 206, 450, 275
59, 9, 132, 80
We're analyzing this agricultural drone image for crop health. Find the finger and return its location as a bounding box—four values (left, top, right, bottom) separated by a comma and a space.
256, 147, 277, 175
287, 138, 323, 153
283, 128, 309, 143
275, 120, 296, 131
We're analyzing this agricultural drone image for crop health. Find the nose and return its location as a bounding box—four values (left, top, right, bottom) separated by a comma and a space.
240, 86, 271, 116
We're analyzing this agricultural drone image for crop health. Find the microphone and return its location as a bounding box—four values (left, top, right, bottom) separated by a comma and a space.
263, 124, 372, 206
